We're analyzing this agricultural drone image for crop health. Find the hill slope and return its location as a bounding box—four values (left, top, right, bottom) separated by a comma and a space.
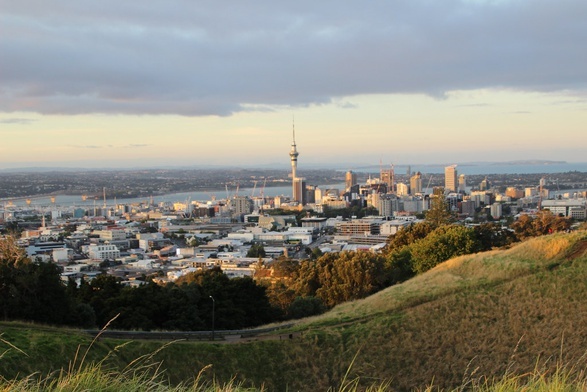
2, 231, 587, 390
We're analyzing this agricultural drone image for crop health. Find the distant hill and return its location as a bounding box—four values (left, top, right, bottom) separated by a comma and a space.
2, 231, 587, 390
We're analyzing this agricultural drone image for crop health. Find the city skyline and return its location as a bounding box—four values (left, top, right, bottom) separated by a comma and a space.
1, 1, 587, 169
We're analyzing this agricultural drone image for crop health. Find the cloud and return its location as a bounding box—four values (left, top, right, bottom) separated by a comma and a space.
125, 144, 150, 148
70, 145, 104, 149
0, 118, 37, 124
69, 144, 150, 149
336, 101, 358, 109
1, 0, 586, 116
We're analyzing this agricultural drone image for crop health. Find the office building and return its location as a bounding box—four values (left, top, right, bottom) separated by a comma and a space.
410, 172, 422, 195
380, 167, 394, 193
444, 165, 458, 193
396, 182, 409, 196
458, 174, 466, 193
345, 170, 357, 191
293, 177, 306, 205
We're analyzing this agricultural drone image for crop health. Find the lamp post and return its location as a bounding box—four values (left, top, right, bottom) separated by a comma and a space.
209, 295, 215, 341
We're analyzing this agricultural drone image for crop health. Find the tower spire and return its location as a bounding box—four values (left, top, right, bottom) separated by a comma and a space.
289, 117, 299, 180
292, 115, 296, 145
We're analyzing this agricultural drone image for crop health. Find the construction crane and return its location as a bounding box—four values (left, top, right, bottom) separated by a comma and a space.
259, 177, 267, 213
426, 175, 434, 194
390, 163, 395, 194
251, 180, 258, 197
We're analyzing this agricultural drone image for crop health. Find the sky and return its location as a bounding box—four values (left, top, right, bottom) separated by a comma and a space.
1, 0, 586, 170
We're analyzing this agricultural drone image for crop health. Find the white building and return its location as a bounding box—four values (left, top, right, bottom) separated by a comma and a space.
88, 244, 120, 260
490, 203, 503, 219
541, 200, 586, 220
380, 220, 411, 235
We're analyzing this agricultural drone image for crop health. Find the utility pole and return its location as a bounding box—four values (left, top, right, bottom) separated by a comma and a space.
209, 295, 215, 341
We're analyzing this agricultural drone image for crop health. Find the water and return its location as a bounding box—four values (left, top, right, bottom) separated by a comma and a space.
4, 161, 587, 208
4, 183, 346, 208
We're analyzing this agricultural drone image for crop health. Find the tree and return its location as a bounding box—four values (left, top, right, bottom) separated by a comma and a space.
385, 246, 415, 284
0, 236, 75, 325
386, 221, 435, 252
287, 296, 326, 319
270, 258, 299, 278
425, 191, 452, 228
410, 225, 481, 274
311, 247, 323, 260
293, 251, 389, 307
511, 211, 572, 240
265, 282, 297, 317
473, 223, 517, 251
247, 244, 266, 258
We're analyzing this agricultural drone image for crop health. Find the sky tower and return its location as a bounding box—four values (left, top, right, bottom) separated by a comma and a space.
289, 119, 305, 203
289, 119, 299, 180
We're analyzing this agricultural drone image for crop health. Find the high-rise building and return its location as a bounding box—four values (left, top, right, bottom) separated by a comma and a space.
375, 194, 396, 217
480, 177, 491, 191
490, 203, 503, 219
444, 165, 458, 193
410, 172, 422, 195
505, 187, 524, 199
380, 167, 394, 193
396, 182, 409, 196
292, 177, 306, 205
345, 170, 357, 191
305, 185, 316, 204
458, 174, 466, 193
230, 196, 253, 218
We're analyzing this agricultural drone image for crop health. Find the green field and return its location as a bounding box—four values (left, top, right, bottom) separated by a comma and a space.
2, 231, 587, 391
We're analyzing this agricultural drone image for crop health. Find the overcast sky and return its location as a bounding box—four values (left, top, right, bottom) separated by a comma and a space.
1, 0, 586, 169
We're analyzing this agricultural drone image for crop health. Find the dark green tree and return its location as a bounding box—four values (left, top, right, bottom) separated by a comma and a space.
410, 225, 481, 274
425, 191, 452, 228
385, 246, 415, 284
473, 223, 517, 251
293, 251, 388, 308
247, 244, 266, 258
0, 237, 75, 325
386, 221, 435, 252
287, 296, 326, 319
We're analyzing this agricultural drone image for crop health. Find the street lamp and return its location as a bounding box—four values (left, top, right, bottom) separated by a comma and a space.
209, 295, 215, 341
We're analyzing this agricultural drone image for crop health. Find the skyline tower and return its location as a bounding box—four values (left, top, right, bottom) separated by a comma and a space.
458, 174, 466, 193
289, 120, 299, 181
289, 119, 305, 203
410, 171, 422, 195
289, 123, 300, 180
444, 165, 458, 193
345, 170, 357, 191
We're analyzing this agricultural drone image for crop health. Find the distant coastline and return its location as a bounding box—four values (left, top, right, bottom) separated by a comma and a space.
351, 161, 587, 175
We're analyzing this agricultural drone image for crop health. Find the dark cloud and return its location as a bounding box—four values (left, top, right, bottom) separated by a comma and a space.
1, 0, 586, 116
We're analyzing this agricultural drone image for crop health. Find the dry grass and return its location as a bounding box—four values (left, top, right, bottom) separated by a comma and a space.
285, 232, 587, 390
301, 232, 587, 329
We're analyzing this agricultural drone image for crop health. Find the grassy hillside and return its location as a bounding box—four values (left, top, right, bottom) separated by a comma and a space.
2, 231, 587, 390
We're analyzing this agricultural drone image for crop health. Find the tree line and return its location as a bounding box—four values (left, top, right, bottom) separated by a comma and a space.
0, 237, 276, 330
